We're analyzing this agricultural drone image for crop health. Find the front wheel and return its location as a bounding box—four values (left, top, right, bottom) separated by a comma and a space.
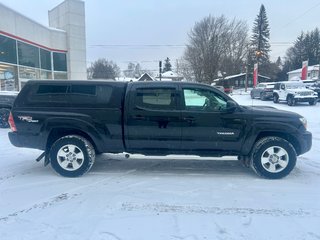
309, 99, 317, 105
49, 135, 95, 177
251, 137, 297, 179
273, 94, 279, 103
287, 96, 296, 106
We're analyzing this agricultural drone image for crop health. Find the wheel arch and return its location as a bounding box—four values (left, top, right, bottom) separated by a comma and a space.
46, 128, 99, 153
286, 93, 294, 100
253, 131, 301, 155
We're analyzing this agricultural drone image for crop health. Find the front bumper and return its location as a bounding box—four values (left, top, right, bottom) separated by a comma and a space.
297, 131, 312, 155
293, 96, 317, 102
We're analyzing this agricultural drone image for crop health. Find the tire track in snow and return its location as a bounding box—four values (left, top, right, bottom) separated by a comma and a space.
0, 161, 159, 222
121, 202, 317, 217
0, 193, 79, 222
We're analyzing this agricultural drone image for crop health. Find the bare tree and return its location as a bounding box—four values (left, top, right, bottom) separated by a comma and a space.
88, 58, 120, 80
175, 58, 194, 81
184, 15, 249, 83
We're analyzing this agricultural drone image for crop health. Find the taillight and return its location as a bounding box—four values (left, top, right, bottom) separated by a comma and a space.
8, 112, 17, 132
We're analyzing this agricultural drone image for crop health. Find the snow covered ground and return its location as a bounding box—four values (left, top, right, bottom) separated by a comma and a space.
0, 94, 319, 240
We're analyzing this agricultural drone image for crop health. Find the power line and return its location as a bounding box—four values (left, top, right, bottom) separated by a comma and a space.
89, 44, 186, 48
281, 1, 320, 29
89, 42, 292, 48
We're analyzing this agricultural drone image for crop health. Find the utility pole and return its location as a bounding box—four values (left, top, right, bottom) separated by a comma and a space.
159, 61, 162, 81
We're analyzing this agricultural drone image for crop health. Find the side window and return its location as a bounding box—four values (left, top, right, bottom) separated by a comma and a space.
37, 85, 68, 94
70, 85, 113, 107
27, 84, 69, 107
135, 88, 177, 110
183, 88, 227, 112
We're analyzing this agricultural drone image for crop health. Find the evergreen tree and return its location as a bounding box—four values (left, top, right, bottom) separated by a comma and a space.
283, 28, 320, 72
163, 57, 172, 72
250, 4, 271, 75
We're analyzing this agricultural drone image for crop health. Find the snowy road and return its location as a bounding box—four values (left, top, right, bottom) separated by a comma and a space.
0, 94, 320, 240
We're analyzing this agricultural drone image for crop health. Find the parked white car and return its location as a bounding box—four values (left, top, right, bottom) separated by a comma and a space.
273, 81, 318, 106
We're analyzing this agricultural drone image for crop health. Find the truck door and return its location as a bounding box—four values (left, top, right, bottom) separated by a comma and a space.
180, 86, 247, 153
125, 84, 181, 152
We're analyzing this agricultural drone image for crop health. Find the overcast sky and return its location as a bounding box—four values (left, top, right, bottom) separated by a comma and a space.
1, 0, 320, 72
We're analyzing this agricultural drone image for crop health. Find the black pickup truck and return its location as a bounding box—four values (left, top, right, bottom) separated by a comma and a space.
8, 80, 312, 179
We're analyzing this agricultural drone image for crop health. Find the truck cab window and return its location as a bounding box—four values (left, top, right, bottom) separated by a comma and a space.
183, 88, 227, 112
135, 88, 177, 110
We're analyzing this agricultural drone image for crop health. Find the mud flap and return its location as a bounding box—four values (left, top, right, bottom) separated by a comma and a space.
35, 152, 50, 166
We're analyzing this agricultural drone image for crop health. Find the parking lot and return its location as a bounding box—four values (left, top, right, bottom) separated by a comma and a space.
0, 93, 319, 240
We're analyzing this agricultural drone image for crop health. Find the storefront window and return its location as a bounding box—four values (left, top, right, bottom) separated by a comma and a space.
0, 63, 18, 91
40, 49, 51, 71
18, 41, 40, 68
19, 66, 40, 80
54, 72, 68, 80
40, 70, 53, 80
53, 52, 67, 71
0, 35, 17, 64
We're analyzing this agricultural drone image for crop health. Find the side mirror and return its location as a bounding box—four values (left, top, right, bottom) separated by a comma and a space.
226, 100, 237, 112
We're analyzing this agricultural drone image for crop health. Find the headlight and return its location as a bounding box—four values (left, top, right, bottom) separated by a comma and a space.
299, 117, 307, 129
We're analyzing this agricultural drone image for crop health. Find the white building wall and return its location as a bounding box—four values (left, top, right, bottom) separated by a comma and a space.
0, 2, 67, 51
48, 0, 87, 80
288, 65, 320, 81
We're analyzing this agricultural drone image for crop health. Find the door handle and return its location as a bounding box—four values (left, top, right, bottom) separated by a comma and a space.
183, 116, 195, 123
133, 115, 145, 120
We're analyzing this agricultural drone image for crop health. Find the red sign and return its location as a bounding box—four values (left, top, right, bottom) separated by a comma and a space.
301, 61, 308, 80
253, 63, 258, 87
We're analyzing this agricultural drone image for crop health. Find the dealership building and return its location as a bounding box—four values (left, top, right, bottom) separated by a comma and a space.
0, 0, 87, 91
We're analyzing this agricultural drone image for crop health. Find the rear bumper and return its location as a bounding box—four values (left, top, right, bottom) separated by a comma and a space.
264, 91, 273, 98
297, 131, 312, 155
8, 132, 45, 150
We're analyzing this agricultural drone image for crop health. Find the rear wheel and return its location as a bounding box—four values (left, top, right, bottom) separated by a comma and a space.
251, 137, 297, 179
273, 94, 279, 103
0, 108, 10, 128
260, 92, 266, 101
250, 92, 254, 99
49, 135, 95, 177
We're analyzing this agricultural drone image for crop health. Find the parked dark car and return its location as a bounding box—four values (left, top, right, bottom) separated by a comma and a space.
250, 82, 275, 100
0, 91, 18, 128
8, 80, 312, 179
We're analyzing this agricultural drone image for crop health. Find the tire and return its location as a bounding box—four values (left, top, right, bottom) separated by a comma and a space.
49, 135, 95, 177
260, 92, 266, 101
309, 99, 317, 105
250, 92, 254, 99
287, 95, 295, 106
273, 94, 279, 103
251, 137, 297, 179
0, 108, 10, 128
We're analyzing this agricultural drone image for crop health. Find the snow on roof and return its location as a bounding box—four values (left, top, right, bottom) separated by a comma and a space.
221, 73, 270, 80
287, 64, 320, 74
161, 71, 182, 78
224, 73, 246, 79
